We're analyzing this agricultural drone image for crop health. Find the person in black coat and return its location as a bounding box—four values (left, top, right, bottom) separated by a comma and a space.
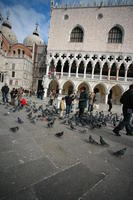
78, 87, 88, 117
107, 89, 112, 112
1, 83, 9, 103
113, 84, 133, 136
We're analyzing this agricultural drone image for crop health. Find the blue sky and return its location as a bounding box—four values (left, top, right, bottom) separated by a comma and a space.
0, 0, 132, 44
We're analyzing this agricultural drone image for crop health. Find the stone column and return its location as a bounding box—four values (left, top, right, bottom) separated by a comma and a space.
124, 69, 128, 82
105, 93, 108, 104
100, 65, 103, 80
46, 64, 49, 76
61, 63, 64, 78
76, 67, 78, 78
68, 65, 71, 78
91, 67, 94, 79
107, 67, 111, 81
59, 88, 62, 94
116, 68, 119, 81
84, 65, 87, 78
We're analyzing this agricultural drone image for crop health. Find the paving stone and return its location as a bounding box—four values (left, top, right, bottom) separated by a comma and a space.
33, 163, 105, 200
0, 157, 57, 199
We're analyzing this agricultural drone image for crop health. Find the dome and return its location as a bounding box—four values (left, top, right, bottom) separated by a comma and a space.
1, 14, 18, 45
23, 23, 44, 46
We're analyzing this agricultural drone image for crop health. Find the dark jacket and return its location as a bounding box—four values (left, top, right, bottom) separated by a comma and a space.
79, 91, 88, 109
1, 85, 9, 94
65, 95, 73, 106
120, 89, 133, 110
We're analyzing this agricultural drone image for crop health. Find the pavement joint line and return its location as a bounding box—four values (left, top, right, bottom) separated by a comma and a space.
1, 161, 81, 200
78, 173, 108, 200
45, 155, 59, 169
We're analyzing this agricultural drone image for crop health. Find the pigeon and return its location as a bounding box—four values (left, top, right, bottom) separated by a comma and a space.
10, 126, 19, 132
55, 131, 64, 138
70, 122, 75, 130
17, 117, 24, 124
4, 112, 10, 116
27, 111, 32, 119
113, 148, 127, 157
100, 136, 109, 146
89, 135, 99, 145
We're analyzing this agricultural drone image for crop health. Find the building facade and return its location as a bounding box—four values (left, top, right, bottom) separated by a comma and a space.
0, 12, 46, 92
43, 1, 133, 104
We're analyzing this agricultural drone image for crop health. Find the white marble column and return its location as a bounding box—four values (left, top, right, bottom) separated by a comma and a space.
68, 65, 71, 78
61, 63, 64, 78
107, 68, 111, 81
84, 65, 87, 78
76, 66, 78, 78
100, 65, 103, 80
91, 67, 94, 79
124, 69, 128, 82
116, 68, 119, 81
105, 93, 108, 104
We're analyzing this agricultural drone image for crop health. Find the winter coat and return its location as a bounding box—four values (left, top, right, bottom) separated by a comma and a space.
1, 85, 9, 94
79, 91, 88, 109
88, 92, 95, 105
120, 89, 133, 110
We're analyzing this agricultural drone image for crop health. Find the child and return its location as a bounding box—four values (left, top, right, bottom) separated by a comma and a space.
60, 97, 66, 118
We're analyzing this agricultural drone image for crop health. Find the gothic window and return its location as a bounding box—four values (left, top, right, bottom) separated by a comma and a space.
56, 60, 62, 72
108, 26, 123, 43
127, 64, 133, 77
94, 62, 100, 75
119, 64, 125, 77
12, 71, 15, 78
70, 26, 84, 43
71, 60, 77, 74
110, 63, 117, 76
78, 61, 84, 74
63, 60, 69, 73
102, 63, 108, 76
86, 61, 92, 74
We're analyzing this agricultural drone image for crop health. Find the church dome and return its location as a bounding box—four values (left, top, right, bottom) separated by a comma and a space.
23, 23, 44, 46
1, 14, 18, 45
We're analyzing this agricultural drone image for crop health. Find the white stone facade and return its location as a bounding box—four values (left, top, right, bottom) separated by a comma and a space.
44, 4, 133, 104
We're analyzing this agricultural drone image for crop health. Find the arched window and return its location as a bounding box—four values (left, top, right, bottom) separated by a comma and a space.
70, 26, 84, 42
108, 26, 123, 43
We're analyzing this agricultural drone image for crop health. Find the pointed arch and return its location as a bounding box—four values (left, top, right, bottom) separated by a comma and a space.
94, 62, 100, 75
78, 61, 84, 74
119, 63, 125, 77
108, 25, 123, 43
93, 83, 107, 103
49, 59, 55, 72
70, 25, 84, 43
56, 59, 62, 72
127, 63, 133, 77
63, 60, 69, 73
86, 61, 92, 74
110, 63, 117, 76
62, 80, 75, 95
71, 60, 77, 74
111, 84, 124, 104
102, 62, 109, 76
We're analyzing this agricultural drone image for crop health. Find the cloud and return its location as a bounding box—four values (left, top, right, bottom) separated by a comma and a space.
0, 2, 49, 44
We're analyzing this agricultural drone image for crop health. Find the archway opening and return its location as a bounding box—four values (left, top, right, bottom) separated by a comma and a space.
93, 84, 106, 103
86, 61, 92, 74
110, 63, 117, 77
94, 62, 100, 75
49, 59, 55, 72
78, 82, 89, 93
102, 62, 108, 76
62, 81, 74, 95
119, 63, 125, 77
111, 85, 123, 104
127, 64, 133, 77
56, 60, 62, 72
78, 61, 84, 74
47, 80, 59, 96
63, 60, 69, 73
71, 60, 77, 74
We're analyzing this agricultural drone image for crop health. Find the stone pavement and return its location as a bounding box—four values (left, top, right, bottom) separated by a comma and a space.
0, 97, 133, 200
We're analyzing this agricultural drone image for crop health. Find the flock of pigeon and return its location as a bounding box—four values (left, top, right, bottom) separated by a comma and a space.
0, 99, 127, 157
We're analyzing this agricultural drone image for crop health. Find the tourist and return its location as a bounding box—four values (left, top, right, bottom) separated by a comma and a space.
1, 83, 9, 103
78, 87, 88, 117
17, 87, 23, 106
65, 93, 73, 117
108, 89, 112, 112
88, 92, 96, 112
60, 97, 66, 118
10, 88, 17, 106
113, 84, 133, 136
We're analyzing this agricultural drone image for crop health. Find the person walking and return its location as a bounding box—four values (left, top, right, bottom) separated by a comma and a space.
60, 97, 66, 118
108, 89, 112, 112
1, 83, 9, 103
10, 88, 16, 106
113, 84, 133, 136
78, 87, 88, 117
88, 92, 96, 112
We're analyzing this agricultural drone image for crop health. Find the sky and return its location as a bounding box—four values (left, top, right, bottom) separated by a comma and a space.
0, 0, 132, 44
